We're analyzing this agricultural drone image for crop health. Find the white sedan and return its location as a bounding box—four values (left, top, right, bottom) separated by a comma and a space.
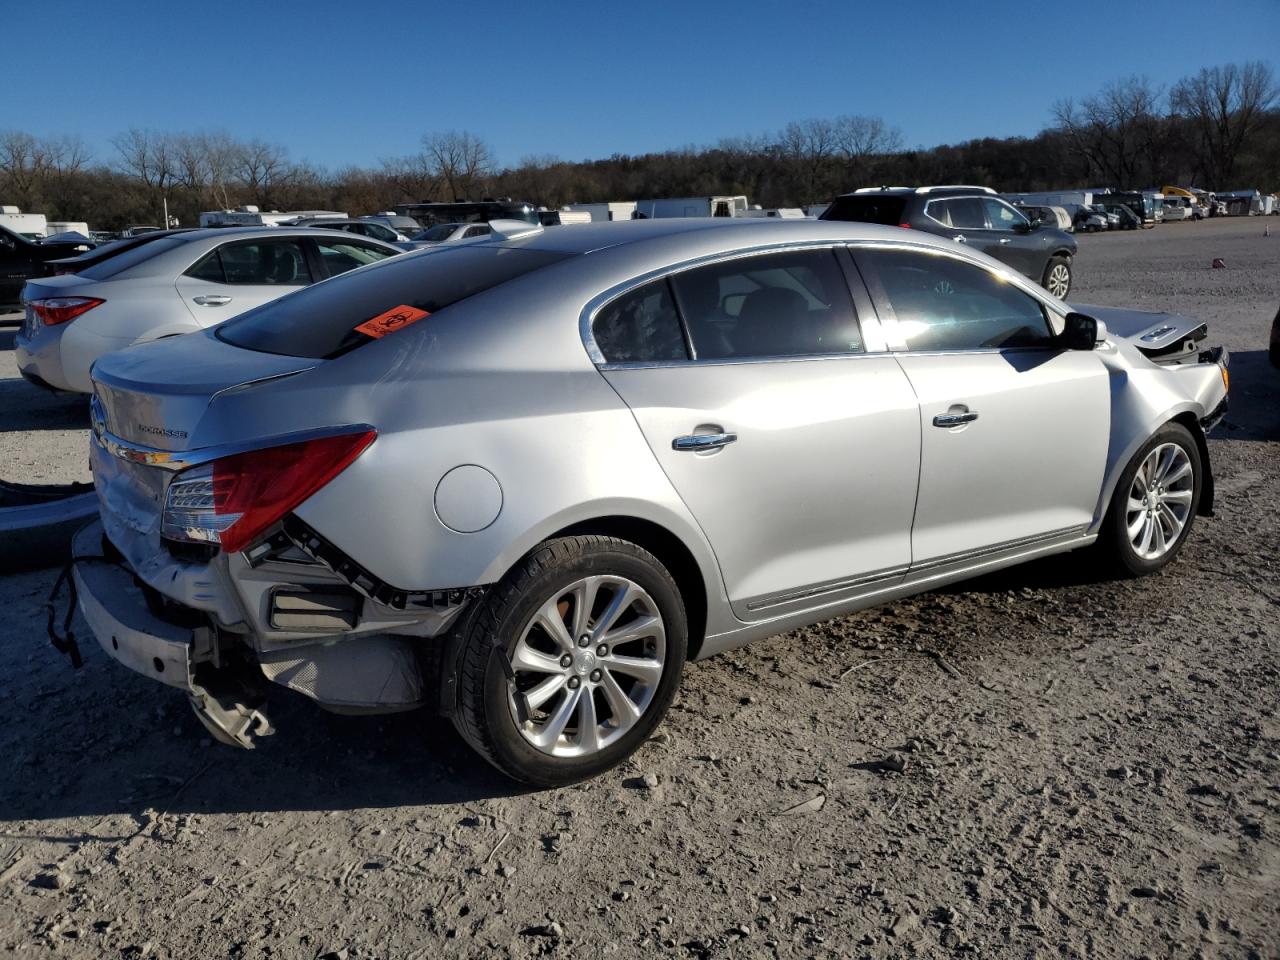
15, 228, 402, 393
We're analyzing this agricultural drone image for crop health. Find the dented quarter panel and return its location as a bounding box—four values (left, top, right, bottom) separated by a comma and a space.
1090, 336, 1227, 531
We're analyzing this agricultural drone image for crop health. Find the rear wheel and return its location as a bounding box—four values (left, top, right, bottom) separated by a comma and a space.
451, 536, 686, 786
1097, 423, 1202, 576
1043, 256, 1072, 298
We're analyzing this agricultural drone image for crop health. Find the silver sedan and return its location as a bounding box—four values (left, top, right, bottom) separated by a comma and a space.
68, 218, 1229, 785
15, 227, 401, 393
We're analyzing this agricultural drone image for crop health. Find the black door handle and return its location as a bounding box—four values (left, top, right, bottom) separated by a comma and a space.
933, 411, 978, 427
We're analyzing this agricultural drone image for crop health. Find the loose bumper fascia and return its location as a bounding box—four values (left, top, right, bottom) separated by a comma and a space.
72, 521, 202, 690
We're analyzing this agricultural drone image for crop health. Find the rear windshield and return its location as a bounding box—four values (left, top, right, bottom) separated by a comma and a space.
820, 195, 909, 226
76, 235, 192, 281
216, 245, 571, 359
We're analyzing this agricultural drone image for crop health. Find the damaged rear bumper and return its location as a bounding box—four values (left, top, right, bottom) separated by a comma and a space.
72, 522, 274, 747
70, 520, 440, 748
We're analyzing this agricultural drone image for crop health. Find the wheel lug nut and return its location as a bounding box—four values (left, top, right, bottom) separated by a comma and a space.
578, 635, 590, 648
560, 654, 572, 669
567, 676, 580, 689
589, 669, 602, 683
597, 644, 608, 657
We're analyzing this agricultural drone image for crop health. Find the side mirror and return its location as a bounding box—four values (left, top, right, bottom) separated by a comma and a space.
1061, 312, 1103, 350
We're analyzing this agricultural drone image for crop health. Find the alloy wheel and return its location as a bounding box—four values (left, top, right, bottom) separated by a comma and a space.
1047, 263, 1071, 298
507, 575, 666, 757
1125, 442, 1194, 560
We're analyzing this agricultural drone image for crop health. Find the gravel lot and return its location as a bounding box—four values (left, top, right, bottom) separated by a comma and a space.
1, 218, 1277, 959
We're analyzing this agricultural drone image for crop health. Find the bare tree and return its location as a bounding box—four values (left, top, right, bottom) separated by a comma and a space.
233, 139, 293, 207
379, 153, 439, 204
422, 131, 492, 200
779, 118, 838, 201
0, 130, 43, 205
1052, 76, 1166, 186
1171, 61, 1278, 187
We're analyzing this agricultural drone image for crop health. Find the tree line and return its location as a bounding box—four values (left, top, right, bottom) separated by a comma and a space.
2, 61, 1275, 232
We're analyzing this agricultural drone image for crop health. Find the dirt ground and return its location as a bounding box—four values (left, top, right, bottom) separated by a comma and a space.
1, 218, 1277, 959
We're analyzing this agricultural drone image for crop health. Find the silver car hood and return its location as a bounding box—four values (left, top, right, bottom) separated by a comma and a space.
92, 331, 317, 451
1069, 302, 1208, 355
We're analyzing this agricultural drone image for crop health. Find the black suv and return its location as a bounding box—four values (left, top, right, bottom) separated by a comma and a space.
820, 186, 1078, 299
0, 225, 94, 311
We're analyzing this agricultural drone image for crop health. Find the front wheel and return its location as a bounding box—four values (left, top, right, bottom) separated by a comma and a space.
1042, 256, 1072, 299
1097, 423, 1202, 576
451, 535, 687, 786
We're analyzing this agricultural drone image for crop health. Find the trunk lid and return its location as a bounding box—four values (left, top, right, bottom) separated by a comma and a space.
1070, 302, 1208, 364
92, 330, 318, 451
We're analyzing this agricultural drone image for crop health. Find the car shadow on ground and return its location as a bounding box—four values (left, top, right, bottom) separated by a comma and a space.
5, 658, 535, 823
1215, 349, 1279, 442
0, 329, 88, 433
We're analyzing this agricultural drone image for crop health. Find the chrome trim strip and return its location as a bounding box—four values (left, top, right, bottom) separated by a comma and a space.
745, 564, 909, 612
910, 526, 1087, 573
91, 420, 376, 473
599, 350, 890, 372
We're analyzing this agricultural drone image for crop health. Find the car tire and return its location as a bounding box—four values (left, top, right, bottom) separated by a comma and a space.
1042, 256, 1072, 299
450, 535, 687, 786
1097, 422, 1202, 577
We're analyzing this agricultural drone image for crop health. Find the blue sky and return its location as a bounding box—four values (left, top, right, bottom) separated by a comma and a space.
7, 0, 1278, 170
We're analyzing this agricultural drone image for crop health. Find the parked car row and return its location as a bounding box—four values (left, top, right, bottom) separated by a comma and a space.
42, 211, 1229, 784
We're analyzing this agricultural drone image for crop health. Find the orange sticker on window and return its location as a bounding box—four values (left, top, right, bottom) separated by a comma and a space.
355, 305, 430, 339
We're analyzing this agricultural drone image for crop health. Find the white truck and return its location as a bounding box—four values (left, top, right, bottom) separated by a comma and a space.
633, 196, 749, 218
0, 206, 48, 239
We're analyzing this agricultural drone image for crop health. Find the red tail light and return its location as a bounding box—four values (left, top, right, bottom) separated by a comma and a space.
30, 297, 104, 325
162, 430, 376, 553
897, 223, 911, 229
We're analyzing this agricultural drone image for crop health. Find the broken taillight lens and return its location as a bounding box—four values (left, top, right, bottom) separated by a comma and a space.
161, 430, 376, 553
29, 297, 104, 325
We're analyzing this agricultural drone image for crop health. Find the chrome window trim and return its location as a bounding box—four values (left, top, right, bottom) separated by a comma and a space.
598, 350, 893, 372
91, 416, 375, 473
579, 240, 878, 368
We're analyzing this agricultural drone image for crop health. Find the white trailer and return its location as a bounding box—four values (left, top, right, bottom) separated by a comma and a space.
1002, 191, 1096, 210
633, 196, 749, 218
44, 221, 90, 237
0, 206, 48, 239
562, 201, 637, 222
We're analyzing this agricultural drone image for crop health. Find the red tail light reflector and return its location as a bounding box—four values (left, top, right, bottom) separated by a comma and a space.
161, 430, 376, 553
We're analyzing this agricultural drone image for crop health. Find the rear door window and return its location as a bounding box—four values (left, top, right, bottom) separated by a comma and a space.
215, 239, 312, 285
670, 249, 862, 359
931, 198, 986, 229
217, 245, 570, 359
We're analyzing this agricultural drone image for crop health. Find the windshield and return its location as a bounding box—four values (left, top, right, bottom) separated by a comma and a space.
415, 224, 462, 241
217, 245, 571, 359
76, 235, 193, 280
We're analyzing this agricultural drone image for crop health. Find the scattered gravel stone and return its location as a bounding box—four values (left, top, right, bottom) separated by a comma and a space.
30, 871, 69, 890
